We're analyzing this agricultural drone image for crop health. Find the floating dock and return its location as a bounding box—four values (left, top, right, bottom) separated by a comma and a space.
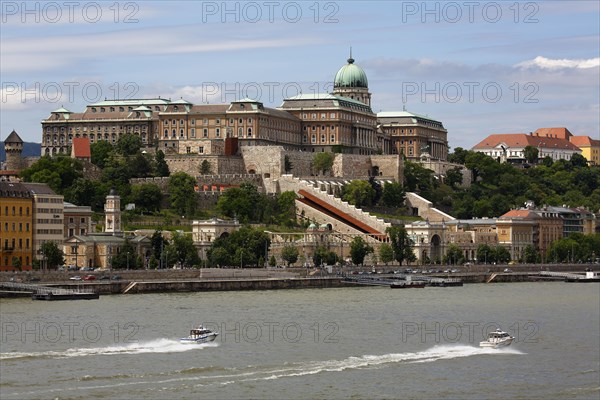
0, 282, 99, 300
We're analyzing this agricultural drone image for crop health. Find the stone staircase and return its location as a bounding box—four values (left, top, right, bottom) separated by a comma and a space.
277, 175, 391, 239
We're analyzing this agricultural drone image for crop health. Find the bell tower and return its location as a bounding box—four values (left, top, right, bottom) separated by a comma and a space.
104, 188, 122, 235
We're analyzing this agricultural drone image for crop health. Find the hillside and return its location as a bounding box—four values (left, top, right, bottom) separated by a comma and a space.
0, 142, 41, 161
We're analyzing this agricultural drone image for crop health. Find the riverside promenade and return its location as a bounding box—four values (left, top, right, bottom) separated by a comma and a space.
1, 264, 598, 297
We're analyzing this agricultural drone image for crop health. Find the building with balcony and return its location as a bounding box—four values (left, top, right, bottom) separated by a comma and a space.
0, 182, 34, 271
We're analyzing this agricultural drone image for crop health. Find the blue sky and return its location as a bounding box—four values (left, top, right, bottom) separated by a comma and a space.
1, 1, 599, 149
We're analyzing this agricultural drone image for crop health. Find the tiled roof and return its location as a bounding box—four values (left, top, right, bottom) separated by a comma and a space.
21, 182, 57, 195
570, 136, 600, 146
499, 210, 537, 219
72, 137, 91, 158
534, 127, 572, 139
472, 134, 581, 151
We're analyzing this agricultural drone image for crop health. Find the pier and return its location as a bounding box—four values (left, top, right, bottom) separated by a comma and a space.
0, 282, 99, 300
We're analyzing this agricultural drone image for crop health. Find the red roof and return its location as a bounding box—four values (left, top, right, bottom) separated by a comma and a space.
534, 127, 572, 140
570, 136, 600, 147
499, 210, 537, 219
72, 137, 91, 159
472, 134, 581, 151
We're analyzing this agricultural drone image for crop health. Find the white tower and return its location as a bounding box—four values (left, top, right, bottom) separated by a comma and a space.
104, 188, 122, 234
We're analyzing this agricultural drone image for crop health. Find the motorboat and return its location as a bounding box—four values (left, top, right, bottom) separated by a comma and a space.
479, 328, 514, 348
180, 324, 219, 344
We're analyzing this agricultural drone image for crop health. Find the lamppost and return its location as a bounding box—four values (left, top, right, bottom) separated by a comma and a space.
74, 243, 78, 270
126, 252, 130, 270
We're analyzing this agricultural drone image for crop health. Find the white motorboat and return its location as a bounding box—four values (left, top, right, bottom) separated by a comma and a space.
180, 324, 219, 344
479, 328, 514, 348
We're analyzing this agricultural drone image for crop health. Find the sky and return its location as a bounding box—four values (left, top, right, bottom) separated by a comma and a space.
1, 0, 599, 150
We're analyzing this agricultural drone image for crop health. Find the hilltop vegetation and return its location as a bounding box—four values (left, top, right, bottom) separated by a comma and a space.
18, 140, 600, 221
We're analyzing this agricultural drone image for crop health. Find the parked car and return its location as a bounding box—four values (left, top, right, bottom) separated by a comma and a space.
83, 275, 96, 281
99, 276, 110, 280
111, 275, 122, 280
69, 275, 82, 281
504, 268, 512, 273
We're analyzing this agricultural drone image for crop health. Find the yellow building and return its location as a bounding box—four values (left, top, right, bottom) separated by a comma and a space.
0, 182, 34, 271
496, 211, 537, 261
569, 136, 600, 166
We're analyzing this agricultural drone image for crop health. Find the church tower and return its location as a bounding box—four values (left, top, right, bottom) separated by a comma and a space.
4, 130, 24, 171
104, 188, 122, 235
332, 49, 371, 106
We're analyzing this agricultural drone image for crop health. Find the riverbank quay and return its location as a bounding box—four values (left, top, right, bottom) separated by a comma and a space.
1, 265, 597, 298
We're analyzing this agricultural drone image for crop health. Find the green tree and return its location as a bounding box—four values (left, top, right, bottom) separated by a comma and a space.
477, 244, 493, 264
209, 226, 270, 268
150, 230, 167, 268
91, 140, 114, 169
200, 160, 212, 174
447, 147, 470, 164
168, 172, 197, 216
64, 178, 102, 210
128, 153, 153, 178
155, 150, 170, 177
380, 181, 404, 208
11, 257, 22, 271
570, 153, 588, 168
284, 155, 293, 173
40, 242, 65, 270
350, 237, 374, 266
276, 191, 298, 226
167, 231, 200, 268
281, 245, 299, 267
20, 155, 84, 194
312, 245, 338, 267
522, 245, 538, 263
404, 161, 436, 194
444, 244, 465, 265
116, 134, 143, 156
379, 243, 394, 265
217, 183, 262, 223
523, 146, 539, 164
111, 240, 140, 269
493, 246, 511, 264
386, 226, 416, 265
313, 152, 334, 175
131, 184, 163, 213
269, 255, 277, 267
342, 180, 376, 208
445, 167, 463, 188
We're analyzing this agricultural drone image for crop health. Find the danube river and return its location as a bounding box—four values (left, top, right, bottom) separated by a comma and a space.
1, 282, 599, 399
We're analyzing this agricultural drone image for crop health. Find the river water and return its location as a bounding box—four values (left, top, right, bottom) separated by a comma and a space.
1, 282, 599, 399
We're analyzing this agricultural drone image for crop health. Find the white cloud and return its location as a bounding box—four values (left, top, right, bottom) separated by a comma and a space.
516, 56, 600, 70
1, 24, 321, 73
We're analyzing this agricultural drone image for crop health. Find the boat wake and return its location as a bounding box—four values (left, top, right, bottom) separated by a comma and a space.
1, 344, 523, 398
0, 338, 218, 360
229, 345, 524, 382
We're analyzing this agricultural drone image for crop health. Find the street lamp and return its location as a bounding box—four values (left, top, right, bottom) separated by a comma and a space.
126, 252, 130, 270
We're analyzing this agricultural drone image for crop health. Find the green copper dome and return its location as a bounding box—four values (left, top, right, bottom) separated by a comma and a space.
334, 56, 368, 88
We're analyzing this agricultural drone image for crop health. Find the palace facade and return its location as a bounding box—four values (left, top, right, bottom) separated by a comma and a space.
41, 55, 448, 162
